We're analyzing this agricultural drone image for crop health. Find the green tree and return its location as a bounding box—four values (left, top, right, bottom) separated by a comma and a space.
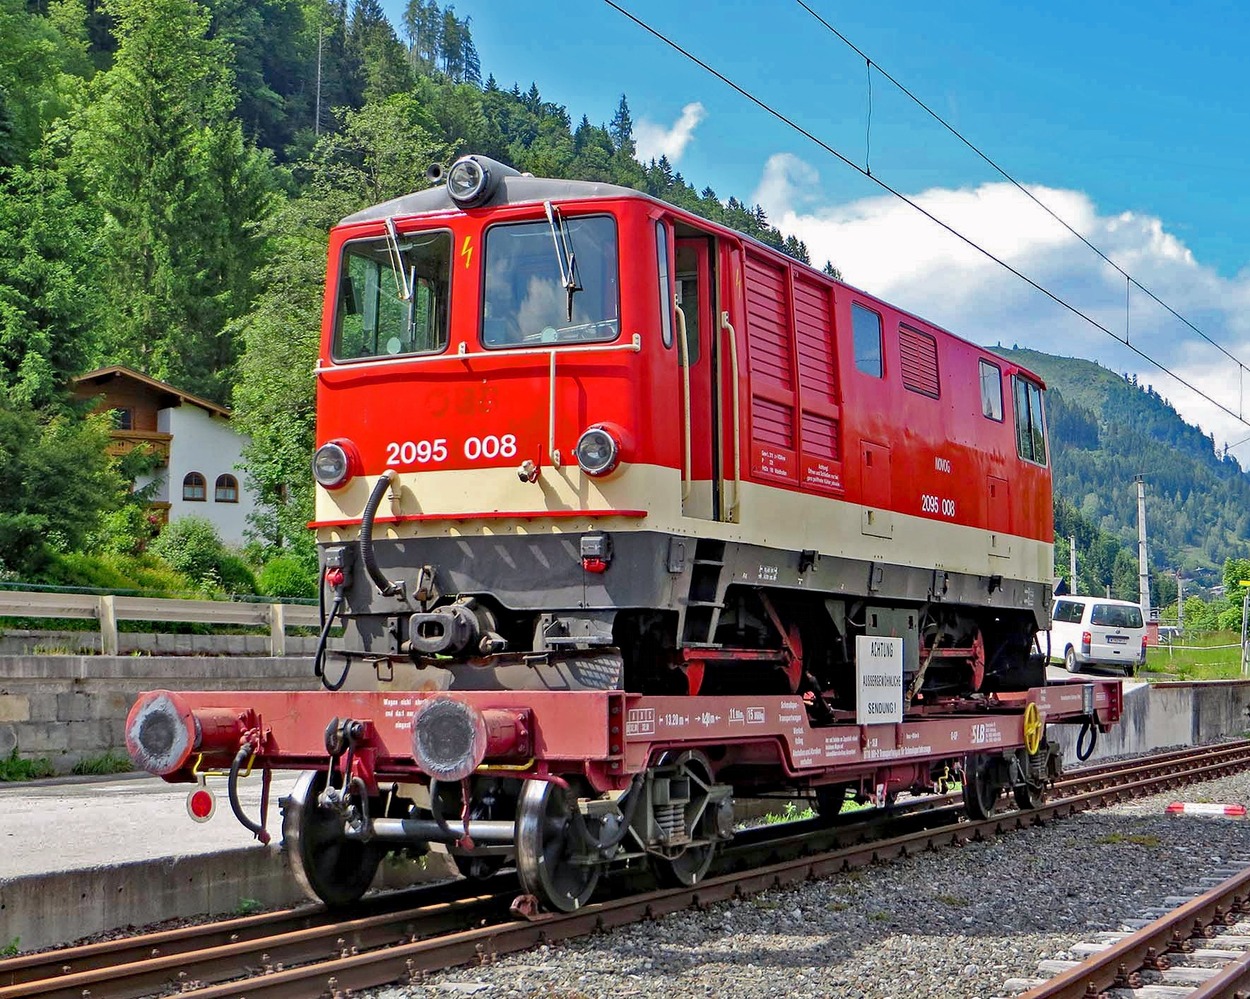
0, 153, 99, 408
71, 0, 274, 403
0, 401, 126, 577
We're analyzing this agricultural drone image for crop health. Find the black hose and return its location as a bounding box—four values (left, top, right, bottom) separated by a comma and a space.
1076, 719, 1098, 761
569, 772, 645, 855
360, 471, 403, 597
428, 778, 456, 836
229, 743, 271, 845
315, 593, 350, 691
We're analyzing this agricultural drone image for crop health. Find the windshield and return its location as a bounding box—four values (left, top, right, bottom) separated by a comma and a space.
482, 215, 619, 347
333, 231, 451, 361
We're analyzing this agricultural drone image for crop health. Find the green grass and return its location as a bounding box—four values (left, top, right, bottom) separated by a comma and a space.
1094, 832, 1161, 847
1, 938, 18, 958
761, 800, 815, 824
0, 750, 55, 782
71, 750, 133, 776
1146, 631, 1247, 680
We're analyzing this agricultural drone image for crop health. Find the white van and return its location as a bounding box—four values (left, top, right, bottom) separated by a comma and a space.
1043, 595, 1147, 676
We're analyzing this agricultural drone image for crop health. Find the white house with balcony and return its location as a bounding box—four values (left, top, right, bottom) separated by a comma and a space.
73, 366, 257, 546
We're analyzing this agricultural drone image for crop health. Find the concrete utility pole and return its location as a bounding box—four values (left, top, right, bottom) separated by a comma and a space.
1069, 535, 1077, 596
1135, 475, 1151, 618
1177, 572, 1183, 630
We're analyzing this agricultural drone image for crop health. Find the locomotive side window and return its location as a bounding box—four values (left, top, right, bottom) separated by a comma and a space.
852, 304, 883, 377
656, 221, 674, 349
1013, 376, 1047, 465
979, 360, 1004, 421
333, 230, 450, 361
482, 215, 619, 347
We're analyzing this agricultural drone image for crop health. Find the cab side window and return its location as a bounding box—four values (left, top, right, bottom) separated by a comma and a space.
852, 303, 882, 377
1013, 376, 1047, 465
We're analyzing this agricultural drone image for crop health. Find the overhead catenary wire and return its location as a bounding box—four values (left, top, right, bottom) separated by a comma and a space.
794, 0, 1250, 386
600, 0, 1250, 432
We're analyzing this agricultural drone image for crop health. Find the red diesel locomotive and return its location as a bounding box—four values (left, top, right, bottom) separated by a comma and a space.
126, 155, 1121, 912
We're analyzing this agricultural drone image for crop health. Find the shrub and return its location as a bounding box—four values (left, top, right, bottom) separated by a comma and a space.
218, 554, 258, 596
150, 516, 228, 585
257, 555, 317, 599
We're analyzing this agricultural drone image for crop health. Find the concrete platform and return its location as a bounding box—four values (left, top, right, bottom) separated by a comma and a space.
0, 772, 452, 953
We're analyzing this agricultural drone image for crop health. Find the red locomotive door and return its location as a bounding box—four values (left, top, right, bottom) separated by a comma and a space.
676, 235, 721, 520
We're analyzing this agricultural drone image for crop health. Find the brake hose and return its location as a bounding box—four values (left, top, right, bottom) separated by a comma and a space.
228, 742, 272, 845
1076, 718, 1098, 761
314, 589, 350, 691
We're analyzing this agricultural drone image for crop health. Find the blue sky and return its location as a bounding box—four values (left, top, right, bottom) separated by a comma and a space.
381, 0, 1250, 460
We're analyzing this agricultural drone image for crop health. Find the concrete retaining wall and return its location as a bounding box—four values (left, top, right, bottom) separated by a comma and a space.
0, 655, 318, 770
1051, 680, 1250, 763
0, 846, 458, 953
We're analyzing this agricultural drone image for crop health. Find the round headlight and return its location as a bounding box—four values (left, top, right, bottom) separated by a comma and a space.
312, 441, 351, 489
447, 157, 488, 205
575, 426, 620, 477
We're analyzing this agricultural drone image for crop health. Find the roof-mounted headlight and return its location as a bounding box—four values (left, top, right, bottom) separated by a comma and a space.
312, 439, 359, 489
445, 155, 519, 208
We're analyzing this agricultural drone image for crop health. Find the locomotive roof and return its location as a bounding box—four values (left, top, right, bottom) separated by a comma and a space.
338, 171, 1047, 387
340, 175, 649, 225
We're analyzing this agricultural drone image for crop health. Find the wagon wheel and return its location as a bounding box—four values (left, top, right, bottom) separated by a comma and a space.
1012, 712, 1047, 810
515, 778, 601, 912
282, 770, 385, 906
649, 752, 719, 888
961, 754, 1000, 821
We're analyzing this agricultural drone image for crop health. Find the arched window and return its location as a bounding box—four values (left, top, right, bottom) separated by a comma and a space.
214, 474, 239, 503
182, 472, 206, 501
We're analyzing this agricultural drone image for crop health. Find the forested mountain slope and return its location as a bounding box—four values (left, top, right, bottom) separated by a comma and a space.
995, 347, 1250, 584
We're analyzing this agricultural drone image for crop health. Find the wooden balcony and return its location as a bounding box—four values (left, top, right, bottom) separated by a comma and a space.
107, 430, 172, 463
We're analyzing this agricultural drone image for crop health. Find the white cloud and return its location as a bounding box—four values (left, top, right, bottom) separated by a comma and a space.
634, 102, 706, 164
752, 152, 1250, 465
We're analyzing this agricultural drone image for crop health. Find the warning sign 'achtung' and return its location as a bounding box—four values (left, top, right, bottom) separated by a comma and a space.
855, 635, 903, 725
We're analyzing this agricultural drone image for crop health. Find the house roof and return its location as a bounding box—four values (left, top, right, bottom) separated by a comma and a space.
73, 366, 231, 419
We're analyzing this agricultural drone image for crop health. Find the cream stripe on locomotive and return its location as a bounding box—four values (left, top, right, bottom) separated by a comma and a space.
315, 464, 1052, 588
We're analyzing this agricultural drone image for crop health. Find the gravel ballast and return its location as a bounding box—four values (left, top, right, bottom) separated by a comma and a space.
367, 766, 1250, 999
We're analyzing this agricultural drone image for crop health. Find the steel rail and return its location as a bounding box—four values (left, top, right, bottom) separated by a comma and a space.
1017, 865, 1250, 998
5, 741, 1250, 999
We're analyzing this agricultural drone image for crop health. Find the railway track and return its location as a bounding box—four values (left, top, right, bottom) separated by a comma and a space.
4, 740, 1250, 999
1007, 857, 1250, 998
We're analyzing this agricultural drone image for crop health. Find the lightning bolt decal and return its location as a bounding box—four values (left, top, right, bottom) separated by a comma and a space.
461, 235, 473, 269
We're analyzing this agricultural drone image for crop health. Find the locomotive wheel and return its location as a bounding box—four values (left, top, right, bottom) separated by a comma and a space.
282, 770, 385, 907
961, 754, 1000, 821
814, 782, 851, 820
515, 779, 600, 912
649, 753, 718, 888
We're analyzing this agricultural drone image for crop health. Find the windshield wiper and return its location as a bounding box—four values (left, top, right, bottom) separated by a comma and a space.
384, 216, 412, 302
544, 200, 582, 322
